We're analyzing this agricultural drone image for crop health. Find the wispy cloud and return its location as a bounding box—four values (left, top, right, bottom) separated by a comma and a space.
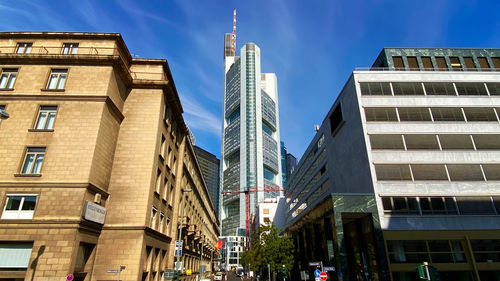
181, 94, 222, 137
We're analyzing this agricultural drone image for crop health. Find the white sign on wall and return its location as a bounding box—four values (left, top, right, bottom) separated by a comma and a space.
83, 201, 106, 224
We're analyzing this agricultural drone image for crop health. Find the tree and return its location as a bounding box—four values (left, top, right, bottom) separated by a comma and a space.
240, 222, 295, 277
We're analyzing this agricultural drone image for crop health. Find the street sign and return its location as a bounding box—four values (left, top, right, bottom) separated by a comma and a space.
174, 240, 183, 257
314, 269, 321, 277
320, 272, 328, 281
164, 269, 174, 280
309, 262, 321, 267
107, 270, 119, 273
324, 267, 335, 272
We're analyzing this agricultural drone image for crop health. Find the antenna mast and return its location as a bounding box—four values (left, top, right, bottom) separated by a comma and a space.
232, 9, 236, 54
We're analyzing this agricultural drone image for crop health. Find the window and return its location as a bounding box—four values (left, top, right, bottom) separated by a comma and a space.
435, 57, 447, 70
387, 240, 465, 264
438, 134, 474, 150
404, 134, 439, 150
0, 68, 18, 89
471, 239, 500, 262
1, 195, 37, 219
492, 57, 500, 70
62, 43, 78, 54
407, 56, 419, 70
477, 57, 491, 70
329, 103, 344, 134
464, 107, 498, 121
21, 148, 45, 174
151, 207, 157, 229
411, 164, 448, 180
392, 82, 424, 96
34, 106, 57, 130
155, 169, 161, 194
16, 43, 32, 54
473, 134, 500, 149
159, 212, 165, 232
392, 56, 404, 70
463, 57, 476, 70
486, 83, 500, 95
75, 243, 95, 271
482, 165, 500, 181
46, 69, 67, 90
227, 108, 240, 124
447, 164, 484, 181
455, 83, 488, 95
262, 122, 273, 136
456, 197, 495, 215
375, 164, 412, 181
365, 107, 398, 121
431, 107, 465, 121
424, 82, 456, 95
360, 82, 391, 95
263, 209, 270, 214
398, 107, 432, 121
450, 57, 462, 71
369, 135, 404, 149
421, 57, 434, 70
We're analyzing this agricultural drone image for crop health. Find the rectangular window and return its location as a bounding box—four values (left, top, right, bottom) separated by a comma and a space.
463, 57, 476, 71
457, 198, 495, 215
492, 57, 500, 69
471, 239, 500, 262
375, 164, 412, 181
447, 164, 484, 181
392, 83, 424, 96
34, 106, 57, 130
16, 43, 32, 54
450, 57, 462, 71
435, 57, 447, 70
365, 107, 398, 121
62, 43, 79, 54
477, 57, 491, 70
455, 83, 488, 96
1, 195, 37, 219
473, 134, 500, 149
438, 134, 474, 150
482, 165, 500, 181
21, 148, 45, 174
393, 56, 404, 70
407, 56, 419, 70
421, 57, 434, 70
398, 107, 432, 121
431, 108, 465, 121
369, 135, 404, 150
360, 82, 391, 96
463, 107, 498, 121
46, 69, 67, 90
0, 243, 33, 268
404, 134, 439, 149
411, 164, 448, 180
0, 68, 18, 89
329, 103, 344, 134
424, 82, 456, 96
486, 83, 500, 95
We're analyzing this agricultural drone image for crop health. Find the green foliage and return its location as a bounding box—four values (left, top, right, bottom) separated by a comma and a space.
240, 222, 295, 275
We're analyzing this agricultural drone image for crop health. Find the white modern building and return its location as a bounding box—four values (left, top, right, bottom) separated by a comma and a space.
220, 32, 283, 266
284, 48, 500, 281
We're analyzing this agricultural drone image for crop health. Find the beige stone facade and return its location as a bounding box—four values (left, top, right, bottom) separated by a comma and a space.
0, 32, 219, 281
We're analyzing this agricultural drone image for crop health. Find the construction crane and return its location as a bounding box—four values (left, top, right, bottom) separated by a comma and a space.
222, 185, 285, 236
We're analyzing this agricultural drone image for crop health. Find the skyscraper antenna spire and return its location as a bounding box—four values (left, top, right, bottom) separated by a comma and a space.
232, 9, 236, 54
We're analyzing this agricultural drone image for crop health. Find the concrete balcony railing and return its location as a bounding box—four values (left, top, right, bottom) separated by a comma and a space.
0, 45, 167, 81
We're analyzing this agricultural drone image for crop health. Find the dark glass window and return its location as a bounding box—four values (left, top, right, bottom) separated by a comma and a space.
455, 83, 488, 95
398, 108, 432, 121
457, 197, 495, 215
424, 82, 456, 95
431, 108, 465, 121
365, 108, 398, 121
360, 82, 391, 95
329, 103, 344, 135
392, 82, 424, 95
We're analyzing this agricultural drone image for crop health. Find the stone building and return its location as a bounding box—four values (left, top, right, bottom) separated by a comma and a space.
0, 32, 219, 281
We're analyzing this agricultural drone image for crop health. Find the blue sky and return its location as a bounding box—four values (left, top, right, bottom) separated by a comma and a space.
1, 0, 499, 160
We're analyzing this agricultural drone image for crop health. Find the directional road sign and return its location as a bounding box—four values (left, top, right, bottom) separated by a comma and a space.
314, 269, 321, 277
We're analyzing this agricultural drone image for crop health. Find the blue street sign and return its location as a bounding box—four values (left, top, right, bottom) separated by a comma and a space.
314, 269, 321, 277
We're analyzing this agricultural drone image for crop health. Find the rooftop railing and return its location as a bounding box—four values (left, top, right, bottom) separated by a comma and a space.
0, 45, 167, 81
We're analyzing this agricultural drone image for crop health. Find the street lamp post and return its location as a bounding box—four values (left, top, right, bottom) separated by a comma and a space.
175, 188, 192, 280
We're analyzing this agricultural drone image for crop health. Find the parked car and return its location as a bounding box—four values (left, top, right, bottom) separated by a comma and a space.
214, 272, 224, 281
